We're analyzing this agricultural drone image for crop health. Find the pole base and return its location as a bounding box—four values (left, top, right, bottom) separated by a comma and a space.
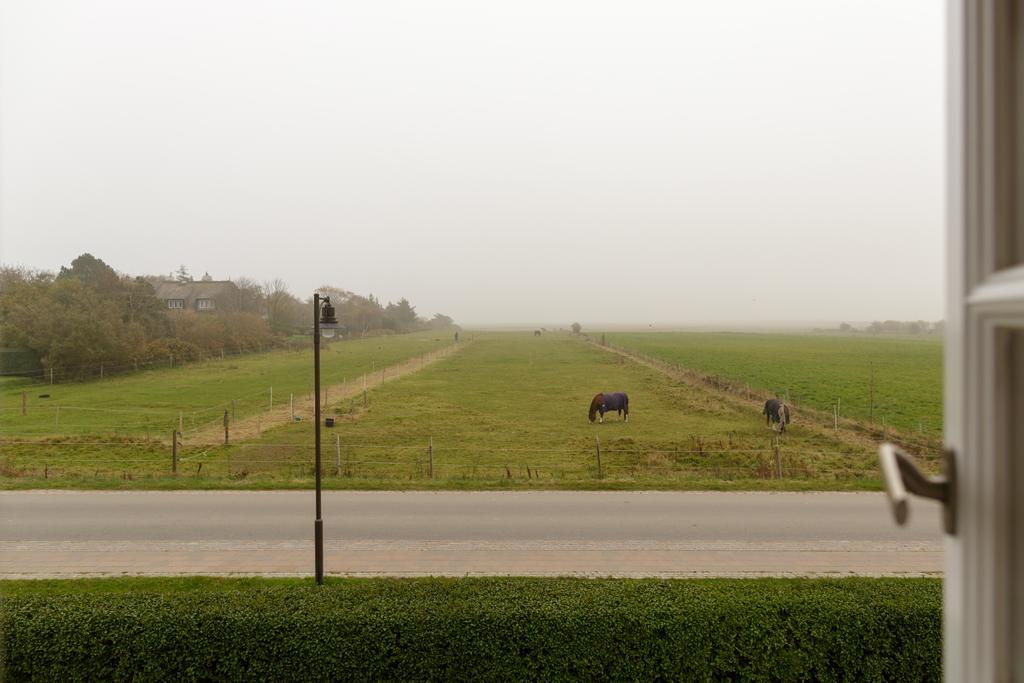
314, 518, 324, 585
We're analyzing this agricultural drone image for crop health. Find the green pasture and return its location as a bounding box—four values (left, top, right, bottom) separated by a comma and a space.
2, 333, 886, 490
0, 331, 453, 439
605, 332, 943, 437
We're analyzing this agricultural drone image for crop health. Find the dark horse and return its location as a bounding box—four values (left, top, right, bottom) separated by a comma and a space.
763, 399, 791, 432
589, 392, 629, 423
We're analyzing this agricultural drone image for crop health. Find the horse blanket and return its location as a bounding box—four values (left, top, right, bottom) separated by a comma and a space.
601, 392, 629, 416
763, 399, 791, 428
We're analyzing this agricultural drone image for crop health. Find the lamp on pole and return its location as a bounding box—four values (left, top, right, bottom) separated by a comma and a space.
313, 293, 338, 585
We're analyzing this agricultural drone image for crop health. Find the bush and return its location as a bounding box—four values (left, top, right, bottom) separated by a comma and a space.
139, 338, 204, 364
0, 578, 940, 681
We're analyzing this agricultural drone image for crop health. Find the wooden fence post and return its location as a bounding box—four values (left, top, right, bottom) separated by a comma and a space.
364, 389, 368, 408
335, 434, 341, 476
100, 363, 104, 379
428, 437, 434, 479
269, 386, 273, 410
774, 439, 782, 479
596, 435, 602, 478
172, 431, 178, 473
223, 410, 229, 445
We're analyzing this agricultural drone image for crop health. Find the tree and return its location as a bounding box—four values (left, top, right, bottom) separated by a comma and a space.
263, 279, 305, 333
384, 298, 420, 332
123, 277, 166, 336
175, 265, 192, 283
839, 322, 853, 333
571, 322, 582, 335
430, 313, 455, 329
57, 253, 121, 296
232, 277, 265, 315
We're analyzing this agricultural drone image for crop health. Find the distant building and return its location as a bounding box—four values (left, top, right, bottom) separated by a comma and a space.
153, 281, 240, 313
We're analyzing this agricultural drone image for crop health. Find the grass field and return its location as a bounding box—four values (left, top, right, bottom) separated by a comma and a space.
604, 332, 943, 437
1, 332, 895, 490
0, 331, 454, 439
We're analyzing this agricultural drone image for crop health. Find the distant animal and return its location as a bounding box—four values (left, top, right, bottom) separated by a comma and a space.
534, 330, 541, 336
589, 392, 629, 423
763, 399, 791, 432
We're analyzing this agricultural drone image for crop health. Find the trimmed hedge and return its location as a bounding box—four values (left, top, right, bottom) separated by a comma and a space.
1, 578, 941, 681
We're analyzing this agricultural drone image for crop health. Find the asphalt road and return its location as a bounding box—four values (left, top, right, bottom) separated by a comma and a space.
0, 491, 944, 578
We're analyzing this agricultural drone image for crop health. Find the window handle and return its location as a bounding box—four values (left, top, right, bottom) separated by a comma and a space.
878, 443, 956, 535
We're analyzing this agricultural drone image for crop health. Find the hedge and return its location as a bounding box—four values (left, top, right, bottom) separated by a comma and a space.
1, 578, 941, 681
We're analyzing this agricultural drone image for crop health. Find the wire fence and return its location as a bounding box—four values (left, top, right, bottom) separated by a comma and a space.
0, 339, 303, 384
0, 332, 459, 385
0, 435, 890, 483
0, 344, 460, 442
597, 340, 943, 454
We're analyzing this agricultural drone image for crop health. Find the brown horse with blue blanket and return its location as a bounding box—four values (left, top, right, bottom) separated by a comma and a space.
589, 392, 629, 423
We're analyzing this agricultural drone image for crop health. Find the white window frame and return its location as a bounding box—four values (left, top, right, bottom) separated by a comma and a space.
947, 0, 1024, 678
196, 298, 214, 310
167, 299, 185, 310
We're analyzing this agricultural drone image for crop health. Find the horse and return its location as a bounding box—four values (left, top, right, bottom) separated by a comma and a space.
763, 398, 791, 432
589, 392, 629, 423
534, 330, 541, 337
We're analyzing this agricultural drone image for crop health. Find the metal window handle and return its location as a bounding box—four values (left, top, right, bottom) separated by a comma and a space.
878, 443, 956, 535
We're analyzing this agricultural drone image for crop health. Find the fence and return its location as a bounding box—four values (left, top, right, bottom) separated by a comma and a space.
0, 344, 460, 443
0, 435, 886, 484
0, 331, 448, 385
597, 340, 943, 456
0, 339, 296, 385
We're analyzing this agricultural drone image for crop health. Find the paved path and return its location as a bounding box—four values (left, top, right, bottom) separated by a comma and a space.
0, 491, 944, 578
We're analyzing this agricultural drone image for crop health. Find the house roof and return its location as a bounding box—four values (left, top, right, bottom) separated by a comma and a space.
153, 281, 239, 300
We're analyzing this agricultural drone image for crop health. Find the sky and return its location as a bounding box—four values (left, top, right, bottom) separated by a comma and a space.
0, 0, 944, 327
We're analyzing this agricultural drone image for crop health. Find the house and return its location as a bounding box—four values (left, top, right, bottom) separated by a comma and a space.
153, 281, 240, 313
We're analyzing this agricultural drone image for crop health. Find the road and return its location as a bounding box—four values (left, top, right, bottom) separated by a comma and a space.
0, 491, 943, 578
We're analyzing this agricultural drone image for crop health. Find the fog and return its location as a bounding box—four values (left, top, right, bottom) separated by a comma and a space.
0, 1, 943, 327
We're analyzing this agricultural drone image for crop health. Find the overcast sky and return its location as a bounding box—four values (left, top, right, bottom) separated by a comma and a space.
0, 1, 943, 326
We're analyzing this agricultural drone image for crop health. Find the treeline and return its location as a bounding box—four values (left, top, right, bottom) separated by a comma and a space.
0, 254, 455, 379
836, 320, 944, 335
